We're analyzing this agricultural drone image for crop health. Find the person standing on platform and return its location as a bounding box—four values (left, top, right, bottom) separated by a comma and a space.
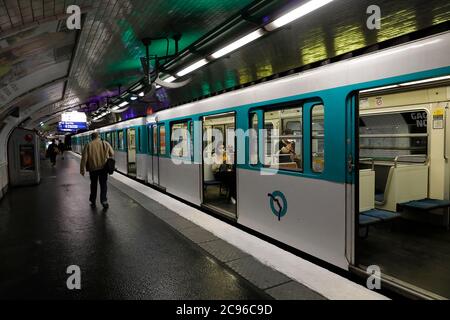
80, 132, 114, 209
58, 140, 66, 160
47, 139, 59, 167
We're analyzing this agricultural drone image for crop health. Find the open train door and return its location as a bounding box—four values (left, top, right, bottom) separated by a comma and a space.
352, 78, 450, 299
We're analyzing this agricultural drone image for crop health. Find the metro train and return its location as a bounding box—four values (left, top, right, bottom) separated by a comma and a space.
73, 31, 450, 299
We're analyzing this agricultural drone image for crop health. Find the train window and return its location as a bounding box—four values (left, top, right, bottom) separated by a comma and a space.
153, 126, 158, 155
137, 127, 141, 152
118, 130, 124, 150
263, 106, 303, 172
159, 125, 166, 155
171, 121, 191, 158
147, 127, 152, 154
311, 105, 325, 173
249, 112, 258, 165
359, 111, 428, 159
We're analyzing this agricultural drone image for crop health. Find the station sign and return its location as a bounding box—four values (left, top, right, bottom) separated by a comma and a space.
61, 111, 87, 123
59, 111, 87, 133
57, 121, 88, 133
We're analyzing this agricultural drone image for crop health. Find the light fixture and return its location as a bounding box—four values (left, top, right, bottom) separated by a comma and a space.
211, 29, 265, 59
138, 91, 145, 97
360, 85, 399, 94
265, 0, 334, 31
130, 96, 138, 101
132, 84, 144, 92
164, 76, 176, 83
360, 75, 450, 94
119, 101, 129, 107
112, 105, 120, 111
401, 75, 450, 87
176, 59, 209, 77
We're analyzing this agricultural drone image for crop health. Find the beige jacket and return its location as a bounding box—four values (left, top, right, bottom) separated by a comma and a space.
80, 138, 114, 174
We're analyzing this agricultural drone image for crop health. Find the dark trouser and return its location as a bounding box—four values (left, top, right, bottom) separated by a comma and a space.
50, 155, 56, 165
89, 169, 108, 203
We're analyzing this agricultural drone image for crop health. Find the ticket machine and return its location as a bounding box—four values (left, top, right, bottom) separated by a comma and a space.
7, 128, 41, 186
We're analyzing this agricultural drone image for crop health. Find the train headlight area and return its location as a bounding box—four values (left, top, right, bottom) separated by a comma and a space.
0, 0, 449, 302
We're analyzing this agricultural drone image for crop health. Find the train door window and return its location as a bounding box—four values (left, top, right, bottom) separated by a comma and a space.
118, 130, 124, 150
357, 82, 450, 299
127, 128, 137, 177
189, 121, 194, 160
153, 126, 158, 155
137, 127, 142, 153
148, 126, 152, 154
249, 112, 259, 165
158, 125, 166, 155
171, 121, 190, 158
263, 106, 302, 172
311, 105, 325, 173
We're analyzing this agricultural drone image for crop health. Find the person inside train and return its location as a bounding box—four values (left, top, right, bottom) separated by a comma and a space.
211, 144, 236, 205
275, 129, 296, 165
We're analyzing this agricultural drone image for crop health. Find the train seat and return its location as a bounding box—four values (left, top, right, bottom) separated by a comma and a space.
375, 162, 429, 212
362, 209, 401, 221
359, 169, 375, 212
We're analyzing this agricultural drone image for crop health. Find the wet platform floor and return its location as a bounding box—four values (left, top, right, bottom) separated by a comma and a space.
0, 155, 271, 300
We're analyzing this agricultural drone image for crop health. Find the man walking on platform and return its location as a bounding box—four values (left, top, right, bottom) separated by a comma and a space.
80, 132, 114, 209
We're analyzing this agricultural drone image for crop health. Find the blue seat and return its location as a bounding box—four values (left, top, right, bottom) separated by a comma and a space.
359, 214, 381, 226
398, 198, 450, 211
362, 209, 401, 221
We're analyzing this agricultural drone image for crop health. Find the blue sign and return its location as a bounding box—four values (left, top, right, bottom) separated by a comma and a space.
58, 121, 87, 132
268, 191, 288, 221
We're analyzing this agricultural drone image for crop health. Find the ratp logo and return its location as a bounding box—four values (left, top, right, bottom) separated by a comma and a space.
268, 191, 288, 221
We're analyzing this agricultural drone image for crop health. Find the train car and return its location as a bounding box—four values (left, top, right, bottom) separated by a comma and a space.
73, 31, 450, 299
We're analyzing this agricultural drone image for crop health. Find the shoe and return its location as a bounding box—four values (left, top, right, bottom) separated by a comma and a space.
101, 202, 109, 209
90, 202, 96, 208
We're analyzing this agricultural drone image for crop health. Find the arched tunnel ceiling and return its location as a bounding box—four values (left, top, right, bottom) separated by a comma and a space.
0, 0, 449, 134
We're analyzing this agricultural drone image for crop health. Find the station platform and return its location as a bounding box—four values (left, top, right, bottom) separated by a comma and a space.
0, 153, 385, 300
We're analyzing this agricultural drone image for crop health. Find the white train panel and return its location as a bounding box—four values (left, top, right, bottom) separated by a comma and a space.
136, 154, 147, 181
158, 157, 202, 205
237, 169, 348, 269
115, 151, 127, 174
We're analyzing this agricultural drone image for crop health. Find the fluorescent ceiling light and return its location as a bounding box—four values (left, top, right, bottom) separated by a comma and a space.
163, 76, 176, 83
360, 85, 399, 94
138, 91, 145, 97
265, 0, 334, 31
176, 59, 209, 77
132, 84, 143, 91
211, 29, 265, 59
130, 96, 138, 101
119, 101, 129, 107
360, 75, 450, 94
155, 85, 161, 89
112, 106, 120, 111
401, 75, 450, 87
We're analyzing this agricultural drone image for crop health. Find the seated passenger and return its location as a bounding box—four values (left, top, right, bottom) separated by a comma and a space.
211, 145, 226, 174
277, 132, 301, 169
